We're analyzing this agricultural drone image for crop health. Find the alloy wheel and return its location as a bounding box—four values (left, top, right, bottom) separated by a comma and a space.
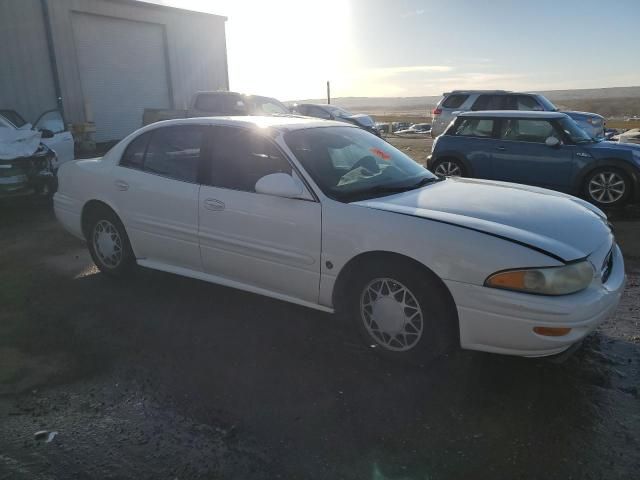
588, 172, 626, 204
434, 161, 461, 177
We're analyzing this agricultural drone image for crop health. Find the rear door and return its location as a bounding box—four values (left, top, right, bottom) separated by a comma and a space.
111, 125, 205, 270
198, 126, 322, 304
491, 118, 575, 190
447, 117, 499, 178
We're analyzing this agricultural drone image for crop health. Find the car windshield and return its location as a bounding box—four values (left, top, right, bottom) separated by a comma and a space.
537, 95, 559, 112
558, 116, 595, 143
284, 126, 438, 202
326, 106, 353, 118
250, 97, 290, 115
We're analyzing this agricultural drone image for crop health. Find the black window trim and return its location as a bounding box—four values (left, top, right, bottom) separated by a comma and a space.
449, 116, 500, 139
493, 118, 573, 145
118, 126, 206, 185
202, 124, 319, 202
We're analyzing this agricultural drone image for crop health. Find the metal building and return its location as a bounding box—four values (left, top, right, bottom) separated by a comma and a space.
0, 0, 228, 141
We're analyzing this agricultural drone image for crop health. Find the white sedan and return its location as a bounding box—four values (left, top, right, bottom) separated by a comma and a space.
54, 117, 625, 362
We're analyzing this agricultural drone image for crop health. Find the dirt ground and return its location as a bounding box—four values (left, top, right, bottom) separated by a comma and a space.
1, 148, 640, 478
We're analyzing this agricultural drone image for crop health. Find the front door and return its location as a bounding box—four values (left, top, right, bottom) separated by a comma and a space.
490, 118, 574, 191
198, 126, 322, 304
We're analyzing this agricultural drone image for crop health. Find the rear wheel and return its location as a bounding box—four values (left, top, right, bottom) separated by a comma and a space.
86, 207, 135, 276
584, 168, 630, 208
433, 158, 465, 177
349, 261, 457, 364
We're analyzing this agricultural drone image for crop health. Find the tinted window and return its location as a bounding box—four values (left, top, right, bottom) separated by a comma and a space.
144, 126, 204, 182
195, 93, 248, 115
307, 106, 332, 120
207, 127, 292, 192
120, 132, 152, 169
515, 95, 543, 111
442, 94, 469, 109
453, 118, 495, 137
499, 119, 558, 143
0, 110, 27, 128
249, 96, 289, 115
471, 95, 505, 111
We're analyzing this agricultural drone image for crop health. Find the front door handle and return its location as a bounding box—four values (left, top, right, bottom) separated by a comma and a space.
495, 146, 506, 151
114, 180, 129, 191
204, 198, 225, 211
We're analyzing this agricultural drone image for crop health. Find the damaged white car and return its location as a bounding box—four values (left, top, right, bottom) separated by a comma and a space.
54, 117, 625, 362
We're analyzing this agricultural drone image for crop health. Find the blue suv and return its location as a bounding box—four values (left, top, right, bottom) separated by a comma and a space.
427, 111, 640, 208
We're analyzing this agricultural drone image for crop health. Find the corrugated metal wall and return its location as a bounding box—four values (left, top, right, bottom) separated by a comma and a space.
0, 0, 228, 138
0, 0, 58, 123
45, 0, 229, 130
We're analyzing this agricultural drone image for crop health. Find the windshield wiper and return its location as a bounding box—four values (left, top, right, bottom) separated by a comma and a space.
361, 177, 441, 196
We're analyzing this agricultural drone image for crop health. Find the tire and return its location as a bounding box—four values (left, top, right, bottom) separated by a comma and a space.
348, 259, 458, 365
432, 158, 466, 177
584, 168, 631, 209
86, 206, 135, 277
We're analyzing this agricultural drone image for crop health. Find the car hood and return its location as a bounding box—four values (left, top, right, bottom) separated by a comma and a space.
352, 177, 611, 261
586, 139, 640, 155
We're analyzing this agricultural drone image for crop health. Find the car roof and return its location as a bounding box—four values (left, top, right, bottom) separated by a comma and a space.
458, 110, 568, 119
145, 115, 354, 132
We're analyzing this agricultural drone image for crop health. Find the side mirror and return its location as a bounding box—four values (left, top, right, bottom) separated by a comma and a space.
40, 129, 54, 139
255, 173, 304, 199
545, 136, 560, 147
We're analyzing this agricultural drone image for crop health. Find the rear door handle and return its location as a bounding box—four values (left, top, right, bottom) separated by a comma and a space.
495, 146, 506, 151
114, 180, 129, 191
204, 198, 225, 211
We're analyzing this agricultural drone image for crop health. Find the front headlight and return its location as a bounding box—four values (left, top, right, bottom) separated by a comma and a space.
485, 261, 594, 296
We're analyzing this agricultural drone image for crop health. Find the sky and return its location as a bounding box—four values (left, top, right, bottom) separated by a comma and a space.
153, 0, 640, 100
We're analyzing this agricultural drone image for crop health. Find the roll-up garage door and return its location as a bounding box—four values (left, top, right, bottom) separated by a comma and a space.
72, 13, 171, 142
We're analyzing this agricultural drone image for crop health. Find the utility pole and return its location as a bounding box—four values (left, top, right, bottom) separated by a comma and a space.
326, 81, 331, 104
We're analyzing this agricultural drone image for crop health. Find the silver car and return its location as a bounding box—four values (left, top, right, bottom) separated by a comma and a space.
431, 90, 605, 139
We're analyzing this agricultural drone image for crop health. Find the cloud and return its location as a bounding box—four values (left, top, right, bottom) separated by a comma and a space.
401, 9, 426, 18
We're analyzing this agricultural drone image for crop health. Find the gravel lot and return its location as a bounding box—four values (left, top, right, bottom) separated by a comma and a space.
1, 143, 639, 479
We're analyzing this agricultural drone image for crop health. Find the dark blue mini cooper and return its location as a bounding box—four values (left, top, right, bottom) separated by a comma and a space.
427, 111, 640, 208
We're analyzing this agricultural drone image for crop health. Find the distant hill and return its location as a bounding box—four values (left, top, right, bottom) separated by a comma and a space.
288, 86, 640, 117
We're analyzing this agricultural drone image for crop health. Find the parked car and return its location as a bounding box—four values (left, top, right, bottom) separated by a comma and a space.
604, 128, 620, 140
290, 103, 380, 137
618, 128, 640, 145
396, 123, 431, 134
54, 116, 623, 362
427, 111, 640, 208
143, 91, 291, 125
392, 122, 412, 132
0, 109, 74, 167
430, 90, 605, 140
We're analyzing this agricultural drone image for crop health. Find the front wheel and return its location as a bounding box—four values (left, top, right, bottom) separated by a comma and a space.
350, 262, 457, 364
584, 168, 630, 208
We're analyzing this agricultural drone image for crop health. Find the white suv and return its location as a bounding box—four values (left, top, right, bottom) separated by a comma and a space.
430, 90, 605, 139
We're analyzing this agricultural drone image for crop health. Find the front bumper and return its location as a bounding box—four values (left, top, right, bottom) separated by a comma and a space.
445, 244, 626, 357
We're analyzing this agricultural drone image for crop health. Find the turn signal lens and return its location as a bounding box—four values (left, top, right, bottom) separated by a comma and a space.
533, 327, 572, 337
485, 261, 594, 296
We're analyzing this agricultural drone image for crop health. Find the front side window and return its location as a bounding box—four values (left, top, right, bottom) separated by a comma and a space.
207, 127, 292, 193
284, 126, 436, 202
498, 119, 558, 143
120, 131, 152, 169
558, 117, 594, 143
453, 118, 495, 137
143, 126, 204, 182
249, 96, 289, 115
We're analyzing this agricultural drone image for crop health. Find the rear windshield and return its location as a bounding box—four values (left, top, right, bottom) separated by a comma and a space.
194, 93, 248, 115
442, 94, 469, 109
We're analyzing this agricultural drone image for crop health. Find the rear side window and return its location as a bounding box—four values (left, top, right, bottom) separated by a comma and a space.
499, 119, 558, 143
120, 132, 152, 169
471, 95, 505, 111
207, 127, 292, 193
144, 126, 205, 183
452, 118, 495, 137
442, 94, 469, 109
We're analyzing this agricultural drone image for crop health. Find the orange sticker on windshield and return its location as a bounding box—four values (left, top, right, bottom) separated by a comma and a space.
370, 147, 391, 161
